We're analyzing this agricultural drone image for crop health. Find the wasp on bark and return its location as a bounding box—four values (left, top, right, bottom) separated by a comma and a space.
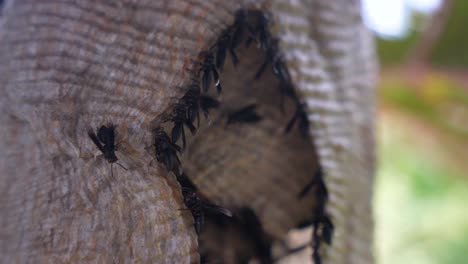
88, 124, 127, 177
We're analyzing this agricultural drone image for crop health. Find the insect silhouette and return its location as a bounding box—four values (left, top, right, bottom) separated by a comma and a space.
274, 215, 333, 264
88, 124, 127, 177
199, 95, 220, 120
200, 53, 221, 93
307, 167, 333, 264
285, 102, 310, 138
213, 9, 248, 71
153, 127, 182, 175
295, 164, 334, 264
312, 213, 334, 264
298, 167, 324, 199
170, 104, 197, 149
183, 87, 220, 127
215, 29, 230, 70
169, 90, 220, 148
177, 173, 198, 191
183, 85, 203, 129
226, 104, 262, 125
182, 188, 232, 234
248, 10, 272, 51
254, 38, 280, 80
273, 60, 292, 84
319, 214, 334, 245
231, 9, 248, 51
215, 28, 239, 70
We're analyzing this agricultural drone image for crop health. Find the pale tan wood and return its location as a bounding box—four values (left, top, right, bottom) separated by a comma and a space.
0, 0, 376, 263
271, 0, 378, 263
0, 0, 245, 262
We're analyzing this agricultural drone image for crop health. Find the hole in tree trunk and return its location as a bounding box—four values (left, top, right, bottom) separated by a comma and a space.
178, 26, 321, 263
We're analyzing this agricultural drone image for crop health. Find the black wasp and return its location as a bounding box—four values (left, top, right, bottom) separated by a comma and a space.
226, 104, 262, 125
247, 10, 272, 51
254, 37, 280, 80
285, 102, 310, 138
214, 9, 248, 69
200, 53, 222, 93
170, 103, 197, 150
215, 27, 238, 70
170, 87, 220, 149
182, 188, 232, 234
88, 124, 127, 176
298, 167, 324, 199
153, 127, 182, 175
183, 82, 220, 124
312, 213, 334, 264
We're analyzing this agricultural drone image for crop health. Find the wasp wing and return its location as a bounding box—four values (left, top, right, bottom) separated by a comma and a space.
88, 129, 105, 153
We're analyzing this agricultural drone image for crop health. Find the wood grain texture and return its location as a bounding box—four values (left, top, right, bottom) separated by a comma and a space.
271, 0, 377, 263
0, 0, 250, 262
0, 0, 376, 263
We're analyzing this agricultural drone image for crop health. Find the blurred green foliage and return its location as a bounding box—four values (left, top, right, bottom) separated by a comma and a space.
379, 74, 468, 138
375, 10, 425, 65
377, 0, 468, 67
373, 2, 468, 263
376, 34, 419, 65
376, 107, 468, 264
431, 0, 468, 67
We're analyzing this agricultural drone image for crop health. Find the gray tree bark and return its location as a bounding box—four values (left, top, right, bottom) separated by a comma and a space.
0, 0, 377, 263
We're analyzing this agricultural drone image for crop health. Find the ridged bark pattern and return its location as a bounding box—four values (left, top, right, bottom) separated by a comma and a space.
0, 0, 376, 263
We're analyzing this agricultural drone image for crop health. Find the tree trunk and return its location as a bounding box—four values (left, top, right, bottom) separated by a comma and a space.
0, 0, 377, 263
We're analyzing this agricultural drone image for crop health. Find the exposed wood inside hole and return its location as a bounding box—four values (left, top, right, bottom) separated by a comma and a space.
177, 30, 322, 262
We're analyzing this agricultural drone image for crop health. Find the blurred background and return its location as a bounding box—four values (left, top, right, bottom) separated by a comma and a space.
362, 0, 468, 263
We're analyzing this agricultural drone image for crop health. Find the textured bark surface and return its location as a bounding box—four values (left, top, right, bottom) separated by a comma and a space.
0, 0, 376, 263
271, 1, 378, 263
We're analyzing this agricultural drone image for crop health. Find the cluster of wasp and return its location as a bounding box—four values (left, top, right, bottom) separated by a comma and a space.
88, 8, 333, 264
